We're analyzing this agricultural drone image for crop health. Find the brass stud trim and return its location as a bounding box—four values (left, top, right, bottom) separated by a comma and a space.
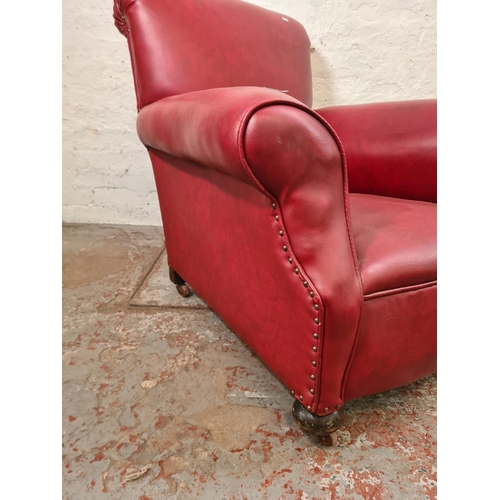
306, 405, 312, 411
324, 407, 329, 412
269, 204, 322, 398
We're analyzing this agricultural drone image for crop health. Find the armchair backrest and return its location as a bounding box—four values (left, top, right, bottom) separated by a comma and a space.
113, 0, 313, 109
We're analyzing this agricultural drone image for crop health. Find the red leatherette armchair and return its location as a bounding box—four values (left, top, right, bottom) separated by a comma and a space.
113, 0, 436, 445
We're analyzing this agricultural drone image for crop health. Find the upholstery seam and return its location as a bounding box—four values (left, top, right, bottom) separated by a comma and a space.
236, 99, 364, 415
364, 280, 437, 301
237, 100, 325, 412
312, 115, 365, 413
117, 0, 142, 111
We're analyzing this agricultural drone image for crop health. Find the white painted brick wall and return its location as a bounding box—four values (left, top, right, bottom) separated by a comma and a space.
62, 0, 436, 225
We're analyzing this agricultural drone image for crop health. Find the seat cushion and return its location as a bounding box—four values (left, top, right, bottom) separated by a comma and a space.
349, 194, 436, 297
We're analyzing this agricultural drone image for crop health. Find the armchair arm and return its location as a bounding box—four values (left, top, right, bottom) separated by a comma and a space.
316, 100, 437, 203
137, 86, 364, 414
137, 86, 295, 190
137, 86, 337, 198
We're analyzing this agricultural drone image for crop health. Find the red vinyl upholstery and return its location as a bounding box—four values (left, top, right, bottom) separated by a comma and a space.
349, 194, 437, 297
114, 0, 437, 416
316, 100, 437, 203
113, 0, 312, 109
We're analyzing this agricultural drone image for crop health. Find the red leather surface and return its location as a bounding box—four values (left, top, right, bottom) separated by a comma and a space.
114, 0, 313, 109
150, 152, 353, 413
316, 100, 437, 203
244, 106, 363, 415
344, 285, 437, 401
349, 194, 437, 296
139, 86, 363, 414
135, 85, 438, 413
115, 0, 437, 416
137, 87, 301, 188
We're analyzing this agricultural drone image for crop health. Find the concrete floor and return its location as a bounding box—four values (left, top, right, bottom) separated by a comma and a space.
62, 224, 437, 500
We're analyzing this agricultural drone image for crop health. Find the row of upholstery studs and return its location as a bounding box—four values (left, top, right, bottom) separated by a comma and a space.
271, 201, 331, 413
118, 16, 130, 34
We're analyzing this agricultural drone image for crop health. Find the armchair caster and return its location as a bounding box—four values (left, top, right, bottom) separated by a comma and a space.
292, 400, 344, 447
169, 266, 193, 298
176, 284, 192, 297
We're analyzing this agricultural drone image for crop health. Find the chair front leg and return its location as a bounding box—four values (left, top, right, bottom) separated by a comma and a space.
169, 265, 193, 298
292, 401, 345, 446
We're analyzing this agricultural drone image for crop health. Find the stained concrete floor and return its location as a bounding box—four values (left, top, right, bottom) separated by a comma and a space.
62, 224, 437, 500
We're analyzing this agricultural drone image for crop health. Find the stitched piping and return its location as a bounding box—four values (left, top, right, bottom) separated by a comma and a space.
364, 280, 437, 301
236, 102, 326, 411
236, 99, 364, 415
313, 116, 365, 414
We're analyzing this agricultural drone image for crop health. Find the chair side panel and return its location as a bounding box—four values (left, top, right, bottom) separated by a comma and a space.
150, 150, 322, 408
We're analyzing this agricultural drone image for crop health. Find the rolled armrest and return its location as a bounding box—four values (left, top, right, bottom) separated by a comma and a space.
316, 100, 437, 202
136, 86, 340, 198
